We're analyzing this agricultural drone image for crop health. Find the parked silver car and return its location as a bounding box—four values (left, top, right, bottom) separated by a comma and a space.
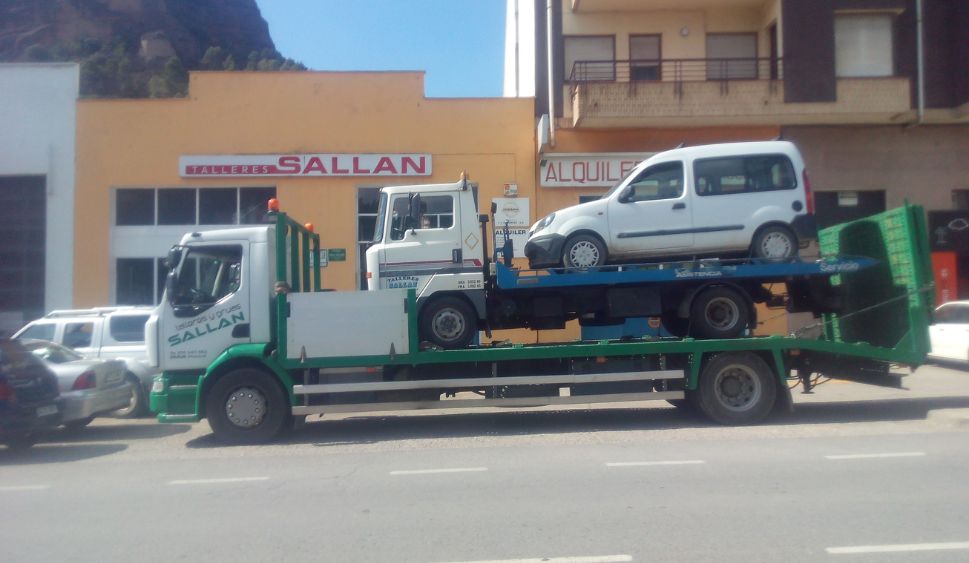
20, 340, 132, 430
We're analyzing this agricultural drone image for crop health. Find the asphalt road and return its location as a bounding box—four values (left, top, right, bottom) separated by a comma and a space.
2, 364, 969, 563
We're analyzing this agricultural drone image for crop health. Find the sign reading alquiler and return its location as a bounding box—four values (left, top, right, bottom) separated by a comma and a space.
540, 153, 652, 187
180, 154, 432, 177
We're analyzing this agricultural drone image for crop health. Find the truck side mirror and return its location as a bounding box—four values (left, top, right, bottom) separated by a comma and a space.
407, 193, 422, 231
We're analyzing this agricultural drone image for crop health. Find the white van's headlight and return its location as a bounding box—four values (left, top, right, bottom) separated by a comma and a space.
535, 213, 556, 233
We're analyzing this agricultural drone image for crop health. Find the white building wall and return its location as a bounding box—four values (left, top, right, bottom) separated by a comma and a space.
0, 63, 79, 322
504, 0, 536, 97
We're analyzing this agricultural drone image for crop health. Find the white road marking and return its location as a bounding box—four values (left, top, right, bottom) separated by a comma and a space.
442, 555, 633, 563
826, 541, 969, 554
390, 467, 488, 476
606, 460, 705, 467
168, 477, 269, 485
824, 452, 926, 460
0, 485, 50, 492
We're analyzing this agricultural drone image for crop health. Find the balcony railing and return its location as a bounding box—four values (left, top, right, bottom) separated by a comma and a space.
569, 58, 784, 94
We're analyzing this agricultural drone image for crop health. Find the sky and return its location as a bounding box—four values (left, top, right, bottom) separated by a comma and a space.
255, 0, 507, 98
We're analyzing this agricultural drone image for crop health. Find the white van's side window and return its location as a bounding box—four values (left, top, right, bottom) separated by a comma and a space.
695, 155, 796, 196
625, 162, 684, 202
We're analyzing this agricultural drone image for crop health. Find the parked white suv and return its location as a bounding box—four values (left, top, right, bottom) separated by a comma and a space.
13, 307, 157, 417
525, 141, 816, 268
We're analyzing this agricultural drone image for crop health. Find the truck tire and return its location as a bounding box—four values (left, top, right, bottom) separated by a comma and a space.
562, 234, 606, 269
690, 286, 750, 339
751, 226, 797, 261
205, 368, 290, 444
420, 296, 476, 349
112, 372, 147, 418
3, 434, 38, 450
695, 352, 776, 425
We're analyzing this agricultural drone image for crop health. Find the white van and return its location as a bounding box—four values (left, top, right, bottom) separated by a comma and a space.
13, 307, 157, 417
525, 141, 816, 268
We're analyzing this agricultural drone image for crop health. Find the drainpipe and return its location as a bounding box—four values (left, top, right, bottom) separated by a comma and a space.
915, 0, 925, 124
546, 0, 556, 147
513, 0, 520, 96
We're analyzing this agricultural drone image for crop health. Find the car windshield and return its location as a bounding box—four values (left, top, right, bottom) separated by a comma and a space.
23, 341, 83, 364
603, 164, 644, 198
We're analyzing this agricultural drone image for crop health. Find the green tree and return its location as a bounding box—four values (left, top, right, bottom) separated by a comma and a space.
200, 46, 227, 70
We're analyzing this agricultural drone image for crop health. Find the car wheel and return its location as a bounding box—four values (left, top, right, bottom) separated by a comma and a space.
419, 296, 477, 349
562, 234, 606, 269
751, 226, 797, 261
206, 368, 290, 445
690, 286, 750, 340
112, 373, 147, 418
64, 417, 94, 432
695, 352, 777, 425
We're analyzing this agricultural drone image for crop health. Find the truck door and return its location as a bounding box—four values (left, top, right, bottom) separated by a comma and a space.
157, 241, 251, 372
606, 160, 693, 258
376, 192, 472, 293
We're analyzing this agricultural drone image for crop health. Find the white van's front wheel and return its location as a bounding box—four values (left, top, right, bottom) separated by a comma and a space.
752, 226, 796, 261
562, 234, 606, 269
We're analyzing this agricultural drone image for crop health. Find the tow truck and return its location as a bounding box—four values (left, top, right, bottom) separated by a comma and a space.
148, 199, 934, 444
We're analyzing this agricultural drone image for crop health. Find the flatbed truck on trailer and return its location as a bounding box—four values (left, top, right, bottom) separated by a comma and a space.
364, 177, 875, 349
148, 202, 934, 444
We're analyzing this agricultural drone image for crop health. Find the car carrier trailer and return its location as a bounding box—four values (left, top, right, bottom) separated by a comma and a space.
148, 203, 934, 444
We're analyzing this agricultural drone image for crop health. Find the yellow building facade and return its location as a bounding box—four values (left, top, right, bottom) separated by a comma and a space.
75, 71, 536, 309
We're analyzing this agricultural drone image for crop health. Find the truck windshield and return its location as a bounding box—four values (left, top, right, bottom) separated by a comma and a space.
171, 245, 243, 310
372, 192, 388, 243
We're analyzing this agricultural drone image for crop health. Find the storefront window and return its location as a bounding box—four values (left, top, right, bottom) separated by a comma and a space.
199, 188, 237, 224
116, 258, 155, 305
158, 188, 196, 225
116, 189, 154, 226
239, 187, 276, 224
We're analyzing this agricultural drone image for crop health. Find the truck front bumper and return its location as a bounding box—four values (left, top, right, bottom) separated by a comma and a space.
524, 233, 566, 269
150, 373, 202, 423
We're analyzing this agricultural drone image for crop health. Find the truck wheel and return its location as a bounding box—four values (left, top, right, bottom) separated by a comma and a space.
562, 234, 606, 269
695, 352, 776, 425
690, 286, 750, 339
751, 226, 796, 261
420, 296, 476, 349
112, 373, 147, 418
206, 368, 289, 444
4, 434, 38, 450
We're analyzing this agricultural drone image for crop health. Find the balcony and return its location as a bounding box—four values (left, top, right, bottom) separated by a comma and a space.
566, 58, 912, 128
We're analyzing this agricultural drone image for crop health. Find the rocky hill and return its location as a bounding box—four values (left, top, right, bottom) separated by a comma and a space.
0, 0, 305, 97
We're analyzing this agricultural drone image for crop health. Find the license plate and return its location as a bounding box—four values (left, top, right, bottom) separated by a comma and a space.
37, 405, 58, 417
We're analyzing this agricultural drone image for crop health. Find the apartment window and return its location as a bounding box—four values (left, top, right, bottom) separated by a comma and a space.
630, 35, 661, 81
358, 187, 381, 289
115, 187, 276, 226
565, 36, 615, 82
835, 14, 894, 77
706, 33, 757, 79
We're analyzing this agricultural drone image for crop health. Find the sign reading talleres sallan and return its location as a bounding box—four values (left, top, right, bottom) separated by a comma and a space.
180, 154, 432, 177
